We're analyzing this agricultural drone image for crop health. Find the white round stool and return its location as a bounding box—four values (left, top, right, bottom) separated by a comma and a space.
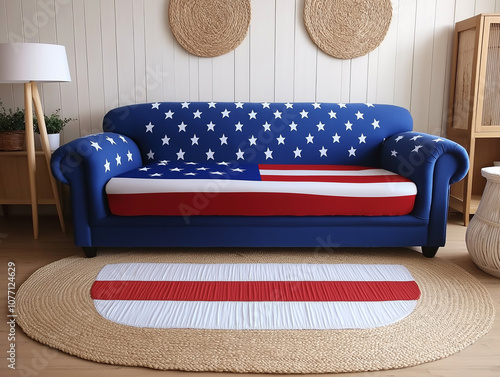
466, 166, 500, 277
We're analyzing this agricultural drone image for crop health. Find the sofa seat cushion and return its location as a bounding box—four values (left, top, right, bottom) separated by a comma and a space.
105, 163, 417, 217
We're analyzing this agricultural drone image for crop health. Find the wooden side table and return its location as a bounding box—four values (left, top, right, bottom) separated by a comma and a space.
466, 166, 500, 277
0, 150, 65, 238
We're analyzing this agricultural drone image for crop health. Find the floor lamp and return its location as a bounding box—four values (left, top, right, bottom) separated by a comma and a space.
0, 43, 71, 239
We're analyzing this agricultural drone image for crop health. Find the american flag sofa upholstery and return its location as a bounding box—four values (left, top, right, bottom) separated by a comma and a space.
51, 102, 469, 258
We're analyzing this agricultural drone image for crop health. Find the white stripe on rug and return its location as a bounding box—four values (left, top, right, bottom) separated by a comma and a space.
93, 300, 418, 330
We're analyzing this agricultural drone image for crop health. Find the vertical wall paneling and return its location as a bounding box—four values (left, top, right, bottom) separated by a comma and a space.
5, 0, 25, 108
21, 0, 39, 43
0, 0, 7, 44
4, 0, 23, 44
2, 0, 499, 141
366, 51, 379, 102
0, 0, 13, 106
455, 0, 475, 21
173, 38, 191, 100
370, 1, 401, 103
394, 0, 417, 110
71, 0, 91, 136
234, 35, 250, 101
161, 1, 175, 102
144, 0, 163, 102
132, 0, 147, 104
475, 0, 497, 14
55, 0, 79, 143
316, 53, 342, 103
410, 0, 437, 132
250, 0, 275, 101
188, 56, 199, 102
21, 0, 41, 105
340, 61, 351, 103
100, 0, 119, 113
375, 0, 399, 104
21, 0, 44, 117
350, 56, 369, 103
213, 52, 236, 102
197, 57, 213, 101
115, 0, 136, 106
294, 0, 317, 102
428, 0, 457, 135
84, 0, 105, 134
275, 0, 296, 102
37, 0, 61, 117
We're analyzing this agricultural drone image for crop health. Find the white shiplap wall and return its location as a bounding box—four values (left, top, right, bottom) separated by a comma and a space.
1, 0, 500, 144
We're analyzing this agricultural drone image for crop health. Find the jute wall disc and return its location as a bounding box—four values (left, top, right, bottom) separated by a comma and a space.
304, 0, 393, 59
169, 0, 251, 58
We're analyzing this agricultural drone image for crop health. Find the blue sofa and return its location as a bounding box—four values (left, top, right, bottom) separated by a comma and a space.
51, 102, 469, 258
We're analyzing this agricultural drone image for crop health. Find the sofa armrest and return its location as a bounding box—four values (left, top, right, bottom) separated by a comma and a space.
51, 132, 142, 244
381, 132, 469, 218
381, 132, 469, 246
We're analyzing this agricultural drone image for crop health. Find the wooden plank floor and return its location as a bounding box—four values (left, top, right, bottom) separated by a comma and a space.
0, 213, 499, 377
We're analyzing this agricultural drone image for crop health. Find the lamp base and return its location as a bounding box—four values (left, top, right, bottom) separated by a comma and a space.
22, 82, 66, 239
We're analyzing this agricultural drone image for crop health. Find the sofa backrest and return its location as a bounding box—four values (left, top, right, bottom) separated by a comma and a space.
103, 102, 413, 166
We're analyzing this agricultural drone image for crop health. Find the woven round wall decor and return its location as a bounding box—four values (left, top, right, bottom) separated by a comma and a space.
168, 0, 251, 58
304, 0, 393, 59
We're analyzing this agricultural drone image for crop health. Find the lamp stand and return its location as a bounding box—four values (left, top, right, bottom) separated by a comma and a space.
24, 81, 65, 239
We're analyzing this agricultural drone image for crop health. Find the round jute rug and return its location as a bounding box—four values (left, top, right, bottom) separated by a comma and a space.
168, 0, 251, 57
17, 248, 495, 374
304, 0, 393, 59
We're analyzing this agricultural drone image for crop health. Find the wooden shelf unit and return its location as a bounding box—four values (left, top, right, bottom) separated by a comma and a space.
447, 14, 500, 225
0, 150, 62, 221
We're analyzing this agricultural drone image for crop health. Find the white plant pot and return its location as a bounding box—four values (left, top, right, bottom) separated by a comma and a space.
47, 133, 60, 151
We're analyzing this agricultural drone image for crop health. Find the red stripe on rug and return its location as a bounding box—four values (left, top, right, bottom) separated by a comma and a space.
91, 281, 420, 302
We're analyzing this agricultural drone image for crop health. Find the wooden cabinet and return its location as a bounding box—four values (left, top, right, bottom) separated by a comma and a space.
448, 14, 500, 225
0, 151, 56, 205
0, 151, 65, 236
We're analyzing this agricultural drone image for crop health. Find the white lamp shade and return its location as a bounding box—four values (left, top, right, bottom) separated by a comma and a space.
0, 43, 71, 83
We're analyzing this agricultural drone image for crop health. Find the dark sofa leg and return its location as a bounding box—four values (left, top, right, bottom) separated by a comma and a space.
422, 246, 439, 258
83, 247, 97, 258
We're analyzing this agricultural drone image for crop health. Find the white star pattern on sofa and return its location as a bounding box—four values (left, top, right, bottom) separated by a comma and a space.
96, 102, 437, 173
264, 148, 273, 160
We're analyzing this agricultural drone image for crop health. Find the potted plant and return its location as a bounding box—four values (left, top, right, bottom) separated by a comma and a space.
0, 101, 26, 151
34, 109, 75, 151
